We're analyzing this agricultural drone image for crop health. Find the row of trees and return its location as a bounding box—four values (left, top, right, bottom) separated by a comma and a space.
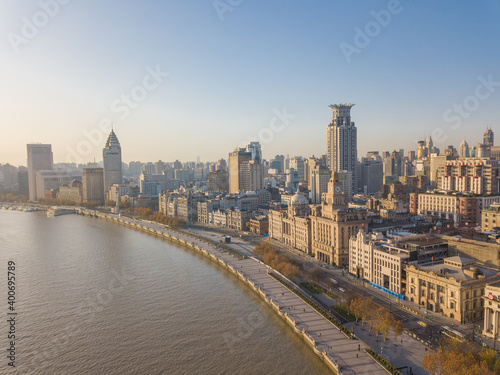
348, 297, 404, 343
253, 242, 301, 279
105, 200, 131, 209
132, 207, 186, 227
423, 338, 500, 375
38, 197, 102, 207
0, 192, 27, 202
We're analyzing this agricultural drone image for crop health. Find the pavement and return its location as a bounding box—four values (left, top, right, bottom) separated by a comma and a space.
83, 211, 393, 374
312, 291, 428, 375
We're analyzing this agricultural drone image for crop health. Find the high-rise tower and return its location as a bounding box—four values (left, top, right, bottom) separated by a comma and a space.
484, 127, 494, 147
228, 148, 251, 194
326, 104, 357, 196
103, 129, 122, 191
459, 140, 470, 158
26, 144, 53, 201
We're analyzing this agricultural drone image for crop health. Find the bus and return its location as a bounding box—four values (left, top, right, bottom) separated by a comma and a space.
440, 326, 465, 342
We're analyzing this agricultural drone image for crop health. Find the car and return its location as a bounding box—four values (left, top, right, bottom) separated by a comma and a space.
338, 287, 346, 293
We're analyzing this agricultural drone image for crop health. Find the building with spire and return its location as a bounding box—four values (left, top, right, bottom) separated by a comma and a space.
103, 129, 123, 191
428, 136, 436, 155
326, 104, 358, 197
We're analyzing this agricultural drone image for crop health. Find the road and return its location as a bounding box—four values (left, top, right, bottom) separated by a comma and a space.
185, 223, 444, 350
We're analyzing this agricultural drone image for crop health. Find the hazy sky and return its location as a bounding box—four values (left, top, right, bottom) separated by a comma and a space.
1, 0, 499, 166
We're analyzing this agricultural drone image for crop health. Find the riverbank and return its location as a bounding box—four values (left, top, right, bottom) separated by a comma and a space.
78, 209, 390, 375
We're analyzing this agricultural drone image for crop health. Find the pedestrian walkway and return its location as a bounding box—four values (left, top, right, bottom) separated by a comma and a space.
84, 211, 390, 374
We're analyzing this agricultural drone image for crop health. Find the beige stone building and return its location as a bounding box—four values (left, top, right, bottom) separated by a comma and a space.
310, 173, 368, 266
406, 256, 500, 322
482, 203, 500, 232
483, 282, 500, 341
57, 180, 83, 203
268, 191, 311, 254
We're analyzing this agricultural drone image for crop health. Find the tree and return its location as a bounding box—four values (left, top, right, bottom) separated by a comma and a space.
118, 200, 130, 209
348, 298, 363, 324
423, 337, 498, 375
392, 320, 404, 342
375, 308, 392, 342
307, 268, 324, 284
281, 263, 300, 278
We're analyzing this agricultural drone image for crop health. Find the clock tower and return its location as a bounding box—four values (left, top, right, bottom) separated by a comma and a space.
325, 173, 347, 209
311, 171, 368, 266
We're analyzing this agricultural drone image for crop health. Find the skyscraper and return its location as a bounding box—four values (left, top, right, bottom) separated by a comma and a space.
27, 144, 53, 201
289, 156, 305, 182
228, 148, 251, 193
326, 104, 357, 196
82, 168, 105, 204
246, 141, 262, 163
459, 140, 470, 158
103, 130, 122, 191
310, 164, 330, 203
484, 127, 494, 147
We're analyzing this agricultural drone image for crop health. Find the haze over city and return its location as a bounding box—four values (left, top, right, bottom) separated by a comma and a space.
1, 0, 499, 166
4, 1, 500, 375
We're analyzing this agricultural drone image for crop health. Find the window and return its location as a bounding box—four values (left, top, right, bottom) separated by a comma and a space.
465, 292, 469, 299
451, 291, 455, 298
450, 302, 455, 309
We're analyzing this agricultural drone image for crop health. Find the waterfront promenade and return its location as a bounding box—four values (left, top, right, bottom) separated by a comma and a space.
80, 210, 389, 375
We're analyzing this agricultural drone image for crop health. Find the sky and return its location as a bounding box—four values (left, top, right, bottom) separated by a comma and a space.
1, 0, 499, 166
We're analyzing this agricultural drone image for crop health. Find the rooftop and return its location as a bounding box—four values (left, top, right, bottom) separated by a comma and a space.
413, 258, 500, 282
402, 237, 447, 247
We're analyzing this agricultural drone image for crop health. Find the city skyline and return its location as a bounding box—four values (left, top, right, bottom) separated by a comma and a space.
1, 1, 499, 166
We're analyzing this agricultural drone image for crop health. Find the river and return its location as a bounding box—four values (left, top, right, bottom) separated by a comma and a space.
0, 210, 330, 374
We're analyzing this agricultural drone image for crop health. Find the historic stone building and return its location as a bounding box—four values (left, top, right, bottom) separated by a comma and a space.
483, 282, 500, 342
268, 190, 311, 254
406, 256, 500, 323
310, 173, 368, 266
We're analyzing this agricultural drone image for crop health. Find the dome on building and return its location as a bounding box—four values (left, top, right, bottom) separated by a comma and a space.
291, 190, 308, 206
69, 179, 82, 188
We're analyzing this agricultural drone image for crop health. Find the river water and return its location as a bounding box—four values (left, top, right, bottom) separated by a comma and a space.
0, 210, 330, 374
